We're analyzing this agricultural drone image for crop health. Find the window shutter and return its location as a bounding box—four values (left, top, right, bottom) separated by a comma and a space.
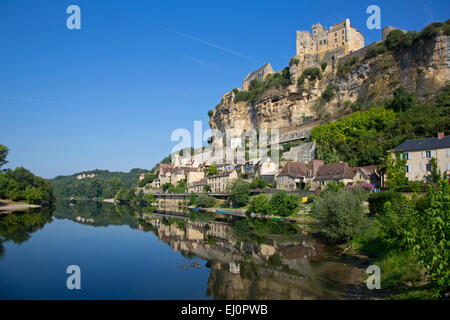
431, 150, 434, 158
447, 149, 450, 157
447, 163, 450, 171
422, 165, 426, 172
422, 152, 425, 159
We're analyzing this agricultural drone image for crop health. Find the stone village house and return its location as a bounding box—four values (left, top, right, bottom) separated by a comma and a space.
207, 170, 238, 193
393, 133, 450, 182
275, 161, 381, 191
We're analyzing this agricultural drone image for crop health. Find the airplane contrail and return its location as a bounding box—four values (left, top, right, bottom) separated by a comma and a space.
164, 28, 262, 64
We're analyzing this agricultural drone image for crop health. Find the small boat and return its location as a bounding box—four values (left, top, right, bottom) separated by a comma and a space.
69, 197, 77, 204
217, 210, 233, 215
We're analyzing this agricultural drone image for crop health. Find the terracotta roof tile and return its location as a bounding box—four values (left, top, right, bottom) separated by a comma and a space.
315, 162, 354, 181
278, 162, 308, 178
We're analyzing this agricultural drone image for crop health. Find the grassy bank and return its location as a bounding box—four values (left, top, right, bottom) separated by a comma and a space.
349, 221, 433, 299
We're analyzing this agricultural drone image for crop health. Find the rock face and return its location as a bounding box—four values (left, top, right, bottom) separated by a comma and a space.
209, 33, 449, 136
282, 141, 316, 162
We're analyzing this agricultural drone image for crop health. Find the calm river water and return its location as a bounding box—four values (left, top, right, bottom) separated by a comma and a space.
0, 200, 360, 299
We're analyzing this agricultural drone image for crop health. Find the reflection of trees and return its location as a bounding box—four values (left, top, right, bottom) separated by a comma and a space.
0, 241, 4, 257
52, 200, 142, 229
0, 207, 53, 245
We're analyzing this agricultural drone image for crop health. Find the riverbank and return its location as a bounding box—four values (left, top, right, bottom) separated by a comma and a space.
0, 200, 41, 213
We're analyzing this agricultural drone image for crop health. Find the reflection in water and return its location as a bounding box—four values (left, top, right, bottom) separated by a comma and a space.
0, 200, 359, 299
52, 200, 145, 229
0, 207, 53, 245
139, 212, 357, 300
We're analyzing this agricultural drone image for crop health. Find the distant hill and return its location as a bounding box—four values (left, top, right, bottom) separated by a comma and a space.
50, 168, 148, 199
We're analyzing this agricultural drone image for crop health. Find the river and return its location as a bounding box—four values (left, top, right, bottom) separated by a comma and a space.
0, 200, 362, 299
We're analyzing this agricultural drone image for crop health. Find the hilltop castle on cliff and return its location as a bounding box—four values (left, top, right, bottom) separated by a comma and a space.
240, 18, 403, 91
296, 19, 364, 60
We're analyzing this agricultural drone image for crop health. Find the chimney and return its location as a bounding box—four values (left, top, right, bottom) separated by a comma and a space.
438, 132, 445, 139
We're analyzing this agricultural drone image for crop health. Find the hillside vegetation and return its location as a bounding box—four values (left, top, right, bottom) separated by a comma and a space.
50, 168, 148, 199
311, 85, 450, 167
0, 145, 54, 205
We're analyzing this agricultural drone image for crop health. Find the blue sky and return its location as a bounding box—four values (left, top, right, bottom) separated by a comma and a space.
1, 0, 448, 178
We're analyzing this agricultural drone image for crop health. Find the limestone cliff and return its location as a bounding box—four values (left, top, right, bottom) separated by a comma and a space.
209, 32, 449, 136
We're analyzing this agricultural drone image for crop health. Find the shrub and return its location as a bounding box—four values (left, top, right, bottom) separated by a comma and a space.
378, 196, 415, 248
250, 178, 267, 189
207, 110, 213, 117
227, 180, 251, 207
407, 180, 450, 298
196, 195, 216, 208
324, 180, 345, 193
368, 191, 404, 216
270, 191, 299, 217
298, 67, 322, 88
234, 68, 291, 103
247, 194, 271, 215
289, 57, 300, 67
388, 86, 415, 112
312, 189, 369, 243
365, 43, 387, 59
337, 56, 360, 78
321, 83, 338, 102
320, 62, 327, 71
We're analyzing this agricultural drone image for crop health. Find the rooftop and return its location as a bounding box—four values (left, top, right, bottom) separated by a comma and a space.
315, 162, 354, 181
278, 162, 308, 178
394, 135, 450, 152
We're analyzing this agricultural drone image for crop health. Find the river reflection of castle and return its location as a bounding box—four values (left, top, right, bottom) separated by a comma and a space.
140, 214, 353, 300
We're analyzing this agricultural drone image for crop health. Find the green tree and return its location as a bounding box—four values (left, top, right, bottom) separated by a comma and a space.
270, 191, 299, 217
389, 86, 415, 112
324, 180, 345, 193
207, 165, 218, 177
0, 144, 9, 168
407, 180, 450, 298
312, 189, 369, 243
204, 184, 211, 193
227, 180, 251, 207
197, 194, 216, 208
247, 194, 271, 215
250, 178, 267, 189
368, 191, 405, 216
382, 152, 407, 190
428, 158, 442, 183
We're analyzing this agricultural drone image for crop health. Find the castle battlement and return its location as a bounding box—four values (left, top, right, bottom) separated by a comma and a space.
296, 18, 364, 60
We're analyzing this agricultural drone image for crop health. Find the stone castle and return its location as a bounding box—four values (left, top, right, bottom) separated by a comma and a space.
242, 63, 274, 90
296, 19, 364, 60
240, 19, 405, 91
242, 18, 365, 90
